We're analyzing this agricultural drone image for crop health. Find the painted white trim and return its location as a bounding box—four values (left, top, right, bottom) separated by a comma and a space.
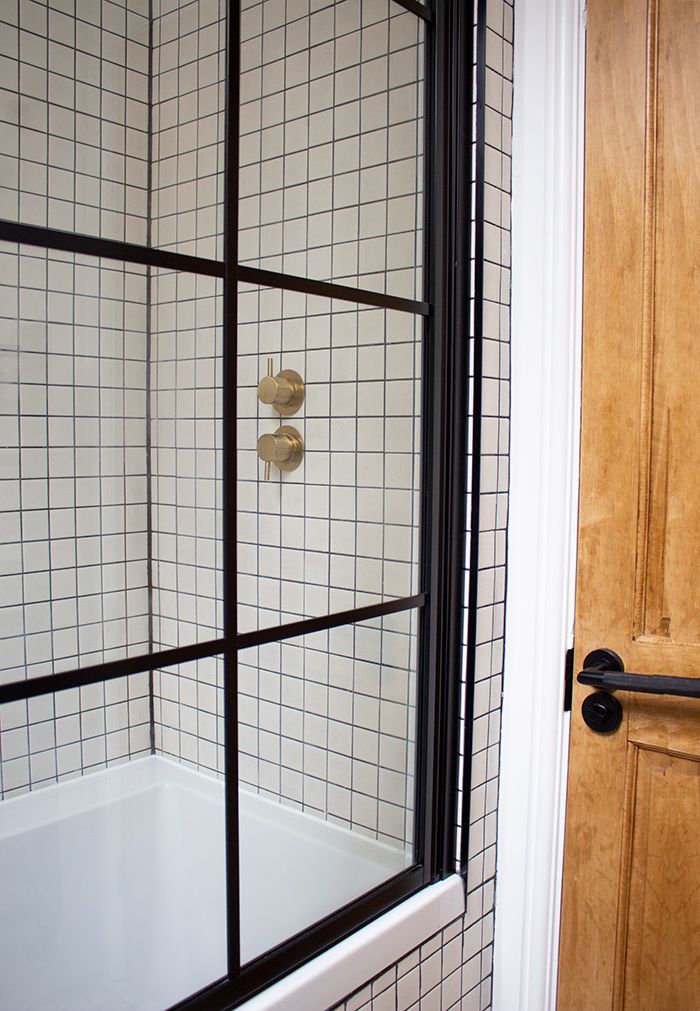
492, 0, 586, 1009
240, 876, 465, 1011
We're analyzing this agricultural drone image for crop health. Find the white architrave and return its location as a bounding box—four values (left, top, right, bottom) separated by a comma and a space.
493, 0, 586, 1008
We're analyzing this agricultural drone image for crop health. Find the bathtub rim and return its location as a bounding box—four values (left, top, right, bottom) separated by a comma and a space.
237, 873, 466, 1011
0, 754, 463, 1011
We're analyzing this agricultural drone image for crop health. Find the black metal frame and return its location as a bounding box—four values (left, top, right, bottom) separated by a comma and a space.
421, 0, 474, 880
460, 0, 487, 875
0, 0, 476, 1006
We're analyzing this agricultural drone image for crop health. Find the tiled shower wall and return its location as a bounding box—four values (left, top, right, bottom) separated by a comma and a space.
0, 0, 513, 1002
0, 0, 153, 799
0, 0, 151, 241
149, 0, 227, 775
332, 0, 513, 1006
233, 0, 425, 848
235, 286, 423, 846
149, 0, 425, 850
0, 0, 427, 840
237, 0, 424, 297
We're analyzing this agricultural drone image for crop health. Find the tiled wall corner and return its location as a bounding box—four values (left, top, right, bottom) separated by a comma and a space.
0, 0, 153, 798
0, 246, 152, 796
150, 0, 425, 852
149, 0, 227, 776
1, 0, 513, 1002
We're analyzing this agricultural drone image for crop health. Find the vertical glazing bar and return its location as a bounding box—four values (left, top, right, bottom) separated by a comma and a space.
413, 0, 438, 878
223, 0, 242, 978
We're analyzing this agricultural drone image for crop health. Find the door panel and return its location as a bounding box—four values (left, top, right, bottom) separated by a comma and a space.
635, 0, 700, 645
621, 740, 700, 1011
558, 0, 700, 1006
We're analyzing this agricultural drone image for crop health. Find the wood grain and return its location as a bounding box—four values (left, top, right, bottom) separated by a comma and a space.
620, 747, 700, 1010
642, 405, 670, 637
637, 0, 700, 643
558, 1, 647, 1001
633, 0, 660, 640
558, 0, 700, 1007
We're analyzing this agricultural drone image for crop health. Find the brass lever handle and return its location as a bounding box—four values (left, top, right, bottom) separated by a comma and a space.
257, 425, 304, 479
258, 357, 305, 415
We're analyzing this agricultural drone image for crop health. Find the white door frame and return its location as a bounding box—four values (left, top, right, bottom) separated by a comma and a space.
492, 0, 586, 1008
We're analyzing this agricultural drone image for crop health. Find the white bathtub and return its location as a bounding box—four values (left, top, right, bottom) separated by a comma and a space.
0, 756, 412, 1010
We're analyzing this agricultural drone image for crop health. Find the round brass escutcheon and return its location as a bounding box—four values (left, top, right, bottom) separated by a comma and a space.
256, 425, 304, 476
257, 369, 305, 416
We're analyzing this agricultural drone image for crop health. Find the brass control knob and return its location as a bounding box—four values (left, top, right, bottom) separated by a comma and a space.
258, 358, 304, 415
257, 425, 304, 480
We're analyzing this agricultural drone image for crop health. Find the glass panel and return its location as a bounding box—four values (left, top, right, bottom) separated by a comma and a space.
0, 674, 151, 797
238, 609, 418, 962
153, 653, 225, 774
238, 0, 425, 300
0, 243, 222, 687
0, 666, 226, 1009
0, 2, 150, 243
0, 244, 150, 682
151, 0, 226, 259
150, 268, 224, 651
238, 283, 422, 634
0, 1, 226, 258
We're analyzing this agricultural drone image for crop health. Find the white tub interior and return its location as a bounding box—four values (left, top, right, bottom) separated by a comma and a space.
0, 756, 410, 1011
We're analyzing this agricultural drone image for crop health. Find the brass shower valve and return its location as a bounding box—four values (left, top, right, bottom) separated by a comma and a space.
257, 358, 305, 415
257, 425, 304, 480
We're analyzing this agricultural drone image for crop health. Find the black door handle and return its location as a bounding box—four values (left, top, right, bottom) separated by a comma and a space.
578, 647, 700, 700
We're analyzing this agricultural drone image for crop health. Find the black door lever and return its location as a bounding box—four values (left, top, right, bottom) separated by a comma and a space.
578, 648, 700, 700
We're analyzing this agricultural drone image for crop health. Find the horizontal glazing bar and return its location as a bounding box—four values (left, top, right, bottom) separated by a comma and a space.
0, 219, 226, 278
393, 0, 433, 22
236, 594, 426, 651
237, 265, 431, 316
0, 596, 424, 704
0, 639, 226, 705
0, 219, 431, 315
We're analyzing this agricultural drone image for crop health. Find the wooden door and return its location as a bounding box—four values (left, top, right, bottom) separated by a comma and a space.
558, 0, 700, 1008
